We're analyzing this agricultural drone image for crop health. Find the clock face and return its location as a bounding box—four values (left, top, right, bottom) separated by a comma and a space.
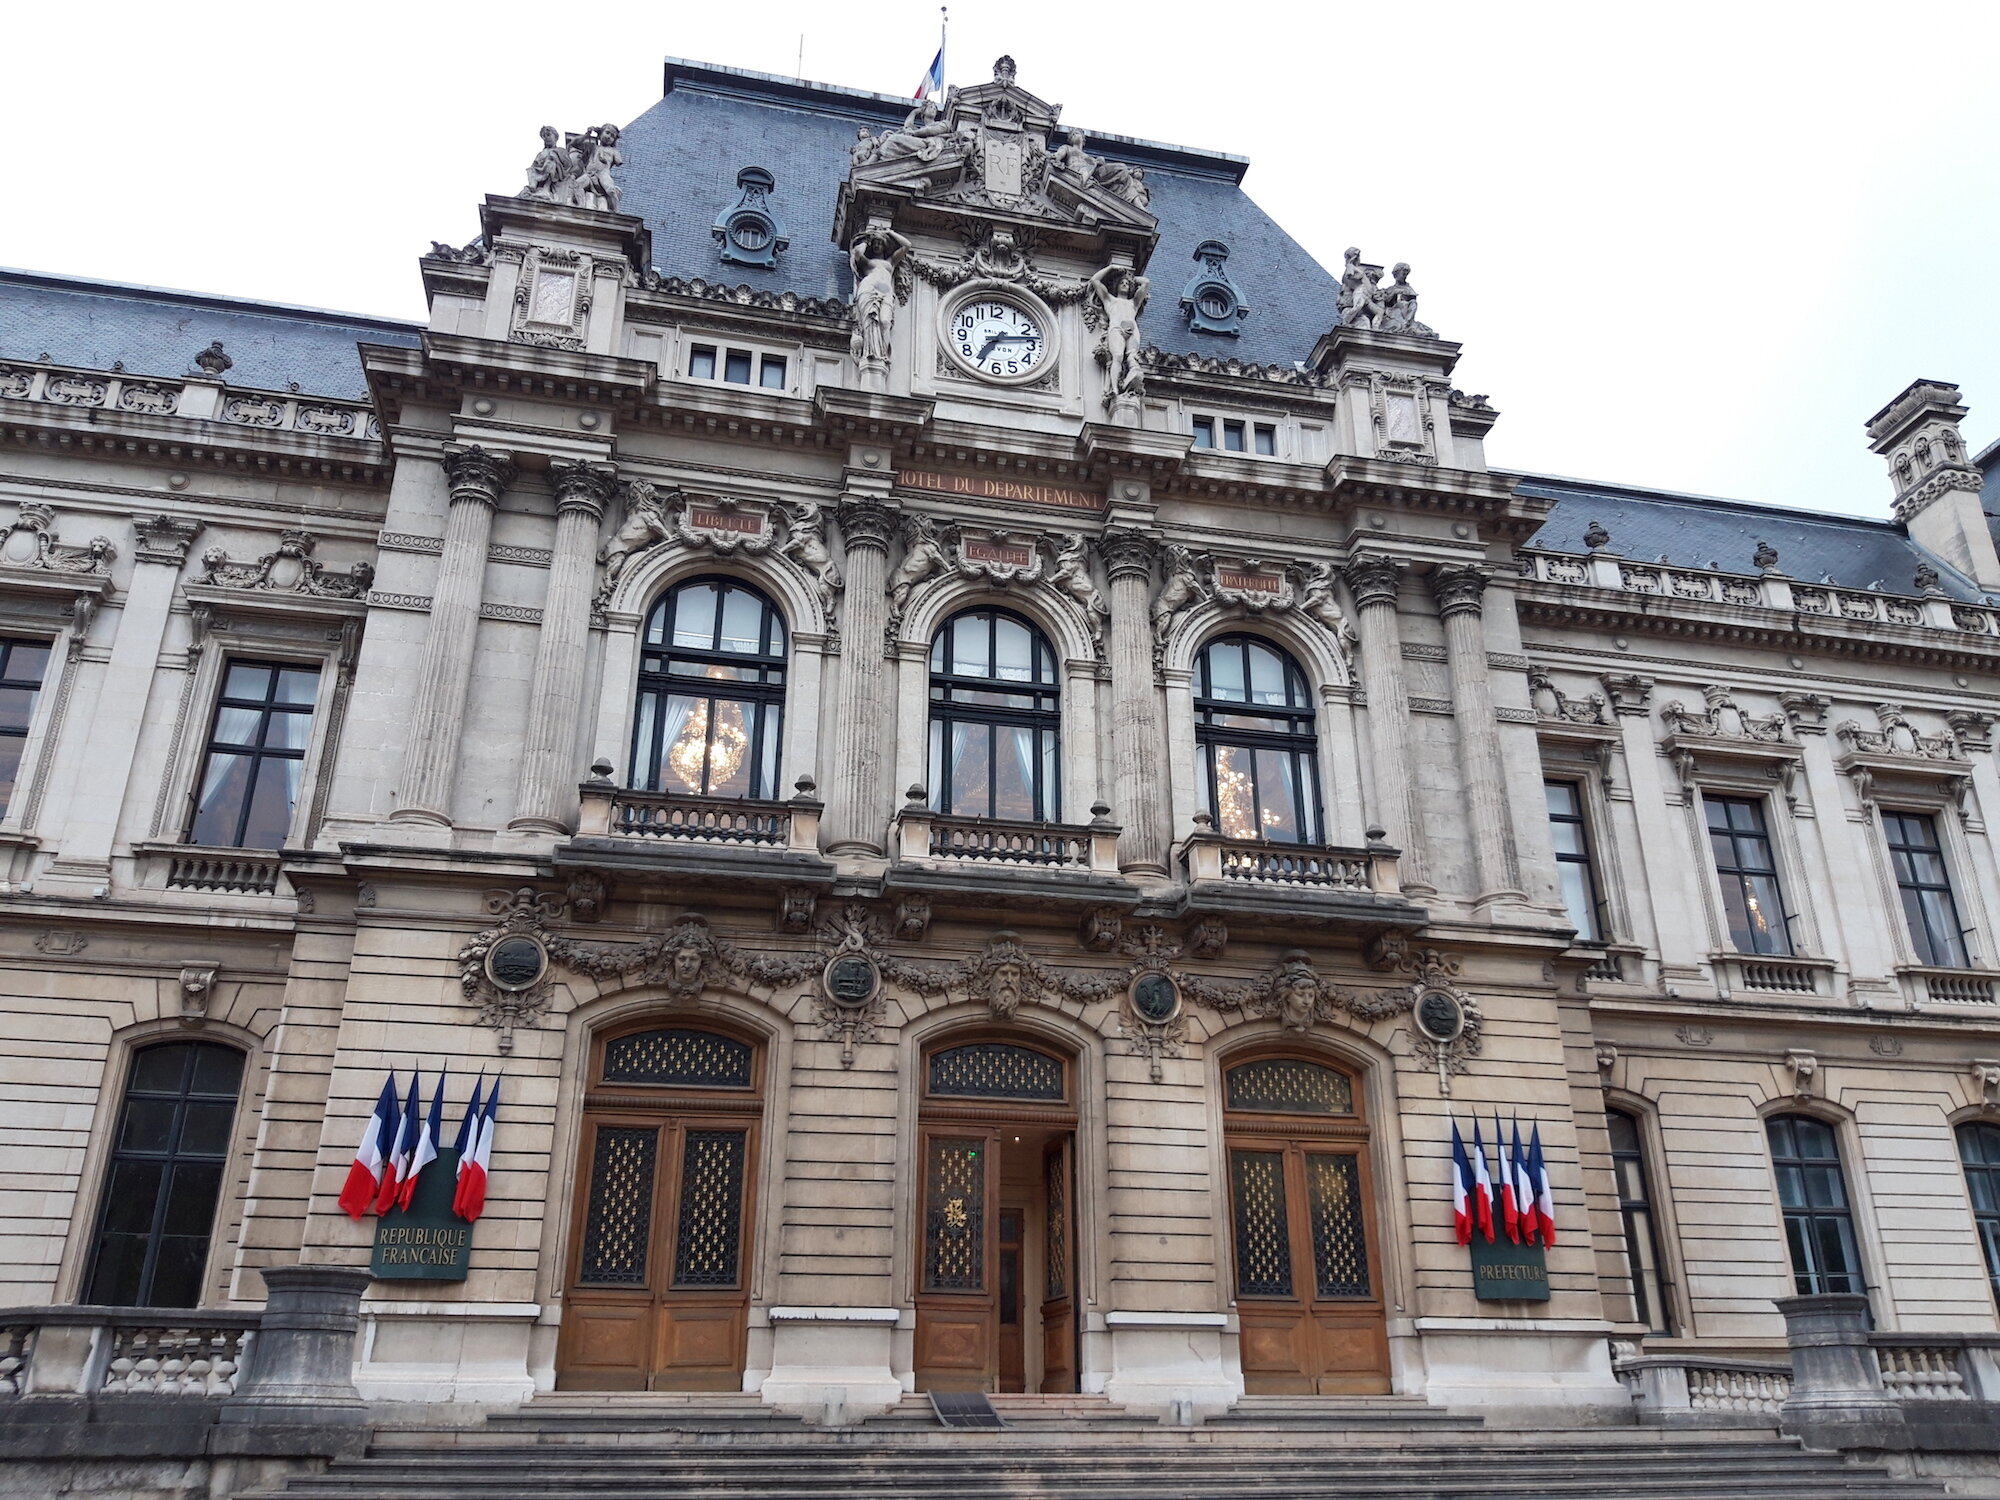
949, 299, 1048, 380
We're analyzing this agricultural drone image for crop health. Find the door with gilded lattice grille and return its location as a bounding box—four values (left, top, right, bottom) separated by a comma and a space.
556, 1024, 762, 1391
1223, 1055, 1388, 1395
913, 1125, 1002, 1390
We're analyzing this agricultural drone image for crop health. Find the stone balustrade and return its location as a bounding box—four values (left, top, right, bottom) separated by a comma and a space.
1180, 823, 1400, 896
1614, 1353, 1793, 1426
0, 361, 380, 440
575, 773, 824, 857
894, 796, 1121, 875
0, 1305, 260, 1398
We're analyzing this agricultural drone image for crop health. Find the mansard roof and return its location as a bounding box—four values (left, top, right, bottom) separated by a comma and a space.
625, 60, 1344, 369
1519, 473, 1989, 602
0, 267, 421, 399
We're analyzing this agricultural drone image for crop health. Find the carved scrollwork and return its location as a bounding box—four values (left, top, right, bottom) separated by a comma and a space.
0, 504, 116, 576
1660, 685, 1789, 743
197, 529, 374, 598
1185, 949, 1417, 1035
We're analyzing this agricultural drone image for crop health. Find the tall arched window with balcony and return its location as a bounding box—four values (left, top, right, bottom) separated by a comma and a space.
1194, 635, 1323, 844
928, 608, 1061, 822
632, 578, 787, 800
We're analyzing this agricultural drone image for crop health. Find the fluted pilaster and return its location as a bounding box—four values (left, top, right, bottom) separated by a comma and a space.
1344, 553, 1430, 893
1102, 529, 1168, 876
823, 498, 899, 854
1430, 564, 1521, 905
510, 461, 618, 833
395, 445, 515, 825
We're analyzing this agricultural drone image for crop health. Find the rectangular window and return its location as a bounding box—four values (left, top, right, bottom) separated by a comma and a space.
1191, 416, 1215, 449
1222, 419, 1247, 452
1705, 795, 1793, 955
1884, 811, 1970, 968
1607, 1110, 1672, 1333
1546, 780, 1604, 942
187, 661, 319, 849
1958, 1122, 2000, 1305
758, 354, 787, 390
1254, 423, 1277, 456
723, 349, 754, 385
1768, 1115, 1864, 1297
0, 638, 50, 817
687, 344, 717, 381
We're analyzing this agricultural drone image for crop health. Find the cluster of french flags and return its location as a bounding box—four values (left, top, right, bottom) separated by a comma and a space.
337, 1070, 500, 1224
1450, 1116, 1557, 1248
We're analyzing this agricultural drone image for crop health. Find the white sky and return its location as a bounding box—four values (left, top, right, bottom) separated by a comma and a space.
6, 1, 1997, 519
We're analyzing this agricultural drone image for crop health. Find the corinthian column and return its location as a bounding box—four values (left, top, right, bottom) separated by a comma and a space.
1101, 530, 1168, 877
510, 460, 617, 834
394, 445, 515, 826
1344, 554, 1430, 894
1430, 564, 1521, 905
822, 498, 898, 855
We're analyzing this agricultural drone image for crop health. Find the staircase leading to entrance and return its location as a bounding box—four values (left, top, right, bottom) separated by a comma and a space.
238, 1395, 1951, 1500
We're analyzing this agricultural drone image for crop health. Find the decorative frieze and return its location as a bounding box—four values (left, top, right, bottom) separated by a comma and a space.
197, 530, 373, 598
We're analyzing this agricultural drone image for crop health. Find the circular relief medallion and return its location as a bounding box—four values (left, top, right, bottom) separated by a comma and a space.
486, 935, 548, 993
1415, 986, 1465, 1043
1130, 970, 1182, 1026
822, 952, 881, 1010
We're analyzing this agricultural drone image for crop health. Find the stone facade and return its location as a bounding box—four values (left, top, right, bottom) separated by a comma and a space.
0, 57, 1996, 1431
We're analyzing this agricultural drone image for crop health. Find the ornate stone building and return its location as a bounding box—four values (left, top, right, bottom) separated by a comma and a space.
1, 55, 1998, 1436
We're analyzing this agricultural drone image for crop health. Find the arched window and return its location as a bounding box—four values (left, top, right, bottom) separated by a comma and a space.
632, 579, 786, 799
1195, 635, 1322, 844
1958, 1121, 2000, 1303
86, 1041, 245, 1308
1767, 1114, 1864, 1296
1606, 1108, 1673, 1333
928, 609, 1061, 822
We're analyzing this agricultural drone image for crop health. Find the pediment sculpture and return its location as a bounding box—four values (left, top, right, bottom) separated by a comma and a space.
197, 529, 373, 598
1660, 685, 1789, 743
0, 505, 115, 577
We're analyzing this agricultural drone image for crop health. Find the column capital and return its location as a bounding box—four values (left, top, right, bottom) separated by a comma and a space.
133, 514, 204, 567
1098, 527, 1157, 581
442, 445, 518, 508
836, 497, 900, 552
1601, 672, 1655, 716
548, 459, 619, 520
1342, 552, 1405, 608
1428, 563, 1490, 618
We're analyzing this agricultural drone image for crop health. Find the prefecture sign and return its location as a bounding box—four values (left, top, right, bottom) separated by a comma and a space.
1469, 1233, 1550, 1302
896, 469, 1102, 513
371, 1147, 473, 1281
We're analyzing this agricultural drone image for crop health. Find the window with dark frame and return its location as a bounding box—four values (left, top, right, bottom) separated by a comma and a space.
1959, 1121, 2000, 1305
1194, 635, 1323, 845
187, 661, 319, 849
1767, 1114, 1864, 1296
0, 637, 50, 817
85, 1041, 244, 1309
1705, 795, 1794, 955
1607, 1108, 1673, 1333
1883, 811, 1971, 969
631, 578, 787, 800
758, 354, 787, 390
1545, 780, 1605, 943
1191, 416, 1215, 449
723, 349, 753, 385
1253, 423, 1277, 456
1222, 419, 1246, 452
927, 608, 1062, 823
688, 344, 717, 380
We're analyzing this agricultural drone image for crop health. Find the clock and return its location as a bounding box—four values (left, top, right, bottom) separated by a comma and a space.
945, 296, 1050, 382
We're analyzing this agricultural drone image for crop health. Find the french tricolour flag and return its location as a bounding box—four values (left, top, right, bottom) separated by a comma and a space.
1530, 1123, 1558, 1246
1510, 1120, 1538, 1247
337, 1073, 400, 1220
375, 1070, 421, 1214
1449, 1119, 1474, 1246
912, 44, 944, 101
397, 1069, 446, 1210
1493, 1112, 1520, 1244
455, 1075, 499, 1223
1469, 1116, 1495, 1243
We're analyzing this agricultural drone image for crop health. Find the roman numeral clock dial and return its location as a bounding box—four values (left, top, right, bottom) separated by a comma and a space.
949, 299, 1048, 382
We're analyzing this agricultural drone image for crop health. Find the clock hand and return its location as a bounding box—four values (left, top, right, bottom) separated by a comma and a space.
974, 333, 1002, 362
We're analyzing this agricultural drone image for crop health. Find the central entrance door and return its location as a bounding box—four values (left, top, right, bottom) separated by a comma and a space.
556, 1024, 762, 1391
914, 1038, 1078, 1393
1223, 1052, 1391, 1395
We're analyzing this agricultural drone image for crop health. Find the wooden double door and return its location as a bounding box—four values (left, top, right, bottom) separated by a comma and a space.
1224, 1054, 1390, 1395
913, 1122, 1078, 1394
557, 1025, 761, 1391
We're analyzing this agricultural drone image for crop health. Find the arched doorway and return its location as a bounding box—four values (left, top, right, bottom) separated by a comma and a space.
914, 1036, 1079, 1394
1222, 1050, 1390, 1394
556, 1022, 764, 1390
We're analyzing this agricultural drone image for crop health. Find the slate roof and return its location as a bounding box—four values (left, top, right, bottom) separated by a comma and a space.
1517, 474, 1989, 603
626, 60, 1345, 368
0, 268, 420, 399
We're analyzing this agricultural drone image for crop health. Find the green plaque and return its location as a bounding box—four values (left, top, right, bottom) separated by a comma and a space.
1469, 1233, 1550, 1302
370, 1147, 473, 1281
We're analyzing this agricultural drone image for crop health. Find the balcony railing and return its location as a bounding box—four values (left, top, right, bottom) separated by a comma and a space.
0, 1305, 259, 1398
1178, 815, 1401, 896
893, 792, 1120, 876
1897, 965, 1999, 1007
165, 849, 282, 895
1711, 952, 1839, 1000
575, 770, 823, 856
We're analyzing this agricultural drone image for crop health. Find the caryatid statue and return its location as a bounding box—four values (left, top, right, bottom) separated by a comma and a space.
1088, 265, 1151, 404
849, 226, 912, 374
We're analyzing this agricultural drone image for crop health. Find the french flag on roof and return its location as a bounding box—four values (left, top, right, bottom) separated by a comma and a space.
337, 1073, 399, 1220
912, 44, 944, 101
